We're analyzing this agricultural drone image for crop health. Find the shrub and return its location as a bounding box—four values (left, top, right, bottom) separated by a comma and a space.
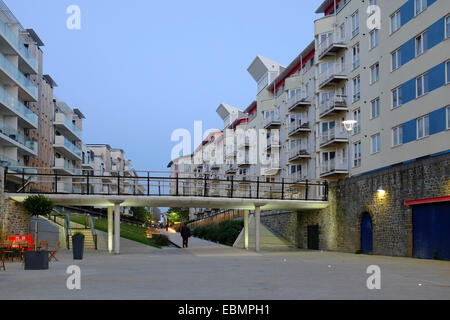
153, 234, 170, 246
191, 220, 244, 246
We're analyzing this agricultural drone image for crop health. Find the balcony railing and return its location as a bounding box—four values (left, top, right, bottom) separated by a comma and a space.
317, 31, 348, 58
54, 113, 82, 140
82, 158, 95, 167
320, 159, 348, 176
54, 135, 82, 158
0, 51, 38, 100
288, 145, 311, 160
288, 91, 310, 111
54, 158, 82, 175
0, 18, 38, 72
289, 170, 308, 182
0, 85, 38, 127
319, 95, 348, 117
266, 136, 280, 150
288, 119, 311, 136
318, 62, 347, 88
0, 120, 37, 153
320, 128, 348, 146
0, 155, 36, 174
264, 110, 281, 128
225, 164, 237, 173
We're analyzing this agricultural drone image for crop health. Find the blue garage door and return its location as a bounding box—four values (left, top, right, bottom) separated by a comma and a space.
361, 213, 373, 254
413, 202, 450, 261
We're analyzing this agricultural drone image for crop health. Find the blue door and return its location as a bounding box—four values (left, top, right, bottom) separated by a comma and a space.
361, 213, 373, 254
413, 202, 450, 261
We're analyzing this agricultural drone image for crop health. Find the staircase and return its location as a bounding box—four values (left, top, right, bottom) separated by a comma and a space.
67, 227, 97, 250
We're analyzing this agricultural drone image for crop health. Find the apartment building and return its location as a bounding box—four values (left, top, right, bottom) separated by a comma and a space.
0, 3, 39, 190
169, 0, 450, 221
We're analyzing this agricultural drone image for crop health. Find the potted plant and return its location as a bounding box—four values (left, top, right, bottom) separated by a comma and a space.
22, 195, 54, 270
72, 232, 85, 260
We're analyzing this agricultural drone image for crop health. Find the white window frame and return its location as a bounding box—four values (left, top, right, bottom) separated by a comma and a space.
352, 10, 359, 38
392, 48, 400, 71
415, 31, 427, 57
370, 29, 379, 49
392, 126, 403, 147
371, 133, 381, 154
353, 141, 361, 168
353, 75, 361, 102
446, 60, 450, 84
352, 43, 360, 70
415, 0, 427, 16
416, 115, 430, 139
416, 73, 428, 98
447, 106, 450, 130
446, 15, 450, 38
391, 10, 401, 34
392, 86, 401, 108
370, 62, 380, 84
353, 109, 361, 134
371, 98, 380, 119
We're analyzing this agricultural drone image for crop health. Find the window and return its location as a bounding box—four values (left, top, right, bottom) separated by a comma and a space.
353, 109, 361, 134
415, 0, 427, 15
416, 73, 429, 98
371, 98, 380, 119
391, 10, 401, 33
392, 49, 400, 71
369, 0, 378, 15
370, 63, 380, 84
417, 115, 430, 139
371, 134, 380, 154
352, 43, 360, 70
352, 10, 359, 37
353, 142, 361, 167
393, 126, 403, 147
353, 75, 360, 102
415, 31, 427, 57
392, 86, 402, 108
370, 29, 379, 49
447, 106, 450, 129
446, 15, 450, 38
447, 60, 450, 84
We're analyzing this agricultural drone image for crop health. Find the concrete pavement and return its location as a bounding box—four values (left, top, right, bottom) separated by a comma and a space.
1, 234, 449, 300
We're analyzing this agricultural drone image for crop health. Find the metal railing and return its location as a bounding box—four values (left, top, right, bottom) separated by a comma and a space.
54, 136, 82, 158
0, 119, 37, 153
4, 167, 329, 201
320, 159, 348, 175
288, 91, 310, 110
54, 113, 82, 140
288, 145, 311, 160
320, 128, 348, 146
0, 51, 37, 99
0, 85, 38, 127
318, 95, 347, 117
264, 110, 281, 127
318, 62, 347, 87
317, 31, 348, 58
288, 119, 310, 135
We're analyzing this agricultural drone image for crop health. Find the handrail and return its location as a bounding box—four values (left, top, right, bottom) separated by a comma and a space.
64, 214, 72, 249
87, 214, 98, 250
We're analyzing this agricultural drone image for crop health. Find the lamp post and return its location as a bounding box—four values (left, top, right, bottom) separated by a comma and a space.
342, 120, 357, 177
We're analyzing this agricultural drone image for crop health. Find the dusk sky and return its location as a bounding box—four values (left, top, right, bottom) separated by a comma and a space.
8, 0, 320, 171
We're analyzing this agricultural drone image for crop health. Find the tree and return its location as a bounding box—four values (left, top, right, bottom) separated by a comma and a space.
22, 195, 54, 250
130, 207, 150, 223
167, 207, 189, 224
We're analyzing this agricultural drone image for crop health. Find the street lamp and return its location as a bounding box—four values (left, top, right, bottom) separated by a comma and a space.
342, 120, 357, 176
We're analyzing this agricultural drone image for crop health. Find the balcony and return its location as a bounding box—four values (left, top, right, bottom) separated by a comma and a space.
319, 95, 348, 118
317, 31, 348, 60
264, 110, 281, 129
0, 51, 38, 102
0, 85, 37, 128
225, 164, 237, 174
288, 120, 311, 137
320, 159, 348, 178
288, 91, 311, 112
53, 158, 82, 175
53, 135, 82, 160
288, 145, 312, 162
0, 120, 37, 155
237, 136, 250, 149
0, 154, 36, 175
82, 157, 95, 169
320, 128, 348, 148
237, 154, 251, 167
318, 62, 347, 89
54, 113, 82, 141
266, 136, 280, 151
289, 170, 308, 183
0, 18, 38, 74
210, 162, 221, 170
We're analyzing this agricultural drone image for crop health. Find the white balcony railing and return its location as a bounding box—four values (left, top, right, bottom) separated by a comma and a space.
320, 128, 348, 146
318, 95, 347, 116
288, 144, 310, 160
317, 31, 348, 58
264, 110, 281, 127
318, 62, 347, 87
288, 119, 310, 135
320, 159, 348, 175
288, 90, 309, 109
289, 170, 308, 182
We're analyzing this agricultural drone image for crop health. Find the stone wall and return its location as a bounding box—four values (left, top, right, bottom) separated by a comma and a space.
261, 152, 450, 257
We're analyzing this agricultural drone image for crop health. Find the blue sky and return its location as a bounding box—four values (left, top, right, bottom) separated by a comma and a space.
8, 0, 321, 171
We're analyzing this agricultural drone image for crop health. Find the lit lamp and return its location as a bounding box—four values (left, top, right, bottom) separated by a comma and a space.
377, 186, 386, 196
342, 120, 358, 175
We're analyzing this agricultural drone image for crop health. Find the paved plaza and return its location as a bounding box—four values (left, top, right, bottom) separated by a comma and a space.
1, 234, 449, 300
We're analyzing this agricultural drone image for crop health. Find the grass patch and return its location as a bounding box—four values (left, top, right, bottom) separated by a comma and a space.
192, 220, 243, 246
69, 215, 163, 249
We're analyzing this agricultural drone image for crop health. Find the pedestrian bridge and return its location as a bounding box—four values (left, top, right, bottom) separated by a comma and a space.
3, 167, 329, 253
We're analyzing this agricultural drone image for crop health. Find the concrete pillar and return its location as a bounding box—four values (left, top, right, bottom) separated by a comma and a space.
244, 210, 249, 250
114, 203, 121, 254
255, 206, 261, 252
107, 207, 113, 253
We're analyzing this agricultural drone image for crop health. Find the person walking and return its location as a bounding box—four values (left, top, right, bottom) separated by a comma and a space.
180, 224, 191, 248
